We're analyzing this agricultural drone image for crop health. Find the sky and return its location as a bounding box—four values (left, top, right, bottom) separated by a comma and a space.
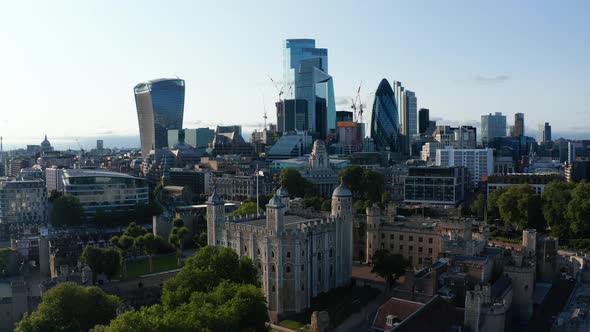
0, 0, 589, 150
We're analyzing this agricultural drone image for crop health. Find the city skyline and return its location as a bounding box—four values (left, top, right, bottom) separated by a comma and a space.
1, 1, 589, 150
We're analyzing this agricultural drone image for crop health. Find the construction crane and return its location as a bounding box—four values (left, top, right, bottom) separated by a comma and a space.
268, 76, 284, 101
350, 81, 363, 123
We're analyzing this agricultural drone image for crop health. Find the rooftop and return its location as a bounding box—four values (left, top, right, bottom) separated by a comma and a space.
237, 214, 321, 229
62, 169, 141, 179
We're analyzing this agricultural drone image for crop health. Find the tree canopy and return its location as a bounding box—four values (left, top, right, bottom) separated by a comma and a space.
50, 194, 85, 227
93, 245, 267, 332
567, 181, 590, 237
495, 184, 544, 231
229, 202, 259, 217
280, 168, 314, 198
542, 181, 575, 239
80, 246, 120, 283
16, 282, 121, 332
371, 250, 409, 291
339, 165, 384, 202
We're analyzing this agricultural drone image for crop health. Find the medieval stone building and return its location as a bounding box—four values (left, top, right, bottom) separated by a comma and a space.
206, 182, 353, 317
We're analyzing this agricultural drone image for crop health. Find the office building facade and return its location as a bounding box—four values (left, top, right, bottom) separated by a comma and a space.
276, 99, 308, 133
393, 81, 417, 154
418, 108, 430, 134
435, 147, 494, 188
283, 39, 336, 138
404, 166, 468, 205
481, 112, 507, 147
511, 113, 525, 138
370, 79, 400, 152
538, 122, 551, 144
59, 169, 149, 219
134, 78, 185, 157
0, 179, 48, 226
168, 128, 215, 148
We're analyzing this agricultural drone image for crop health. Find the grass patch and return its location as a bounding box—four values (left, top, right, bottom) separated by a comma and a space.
124, 254, 178, 279
280, 285, 381, 329
278, 320, 311, 332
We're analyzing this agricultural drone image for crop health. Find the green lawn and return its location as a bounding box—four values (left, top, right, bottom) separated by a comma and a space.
124, 254, 179, 279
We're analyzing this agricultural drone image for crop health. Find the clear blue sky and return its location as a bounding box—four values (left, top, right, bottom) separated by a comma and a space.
1, 0, 588, 149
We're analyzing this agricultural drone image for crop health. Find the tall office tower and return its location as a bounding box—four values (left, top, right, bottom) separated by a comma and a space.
134, 78, 185, 158
276, 99, 308, 132
283, 39, 336, 138
511, 113, 525, 138
418, 108, 430, 134
538, 122, 552, 144
370, 79, 400, 152
96, 140, 104, 150
481, 112, 507, 147
392, 81, 416, 154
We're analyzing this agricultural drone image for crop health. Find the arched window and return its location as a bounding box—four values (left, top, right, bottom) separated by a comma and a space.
329, 249, 333, 258
257, 249, 260, 255
271, 251, 275, 258
302, 250, 305, 257
272, 264, 276, 272
317, 252, 322, 261
272, 286, 275, 292
244, 245, 247, 252
287, 251, 291, 258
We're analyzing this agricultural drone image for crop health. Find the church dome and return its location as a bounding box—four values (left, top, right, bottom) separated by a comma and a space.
41, 135, 51, 147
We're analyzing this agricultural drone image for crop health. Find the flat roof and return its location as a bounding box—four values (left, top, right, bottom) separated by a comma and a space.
62, 169, 141, 180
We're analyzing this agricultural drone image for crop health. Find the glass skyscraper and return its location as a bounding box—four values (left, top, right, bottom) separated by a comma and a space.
538, 122, 551, 143
392, 80, 417, 154
283, 39, 336, 138
370, 79, 400, 152
481, 112, 507, 147
134, 78, 185, 158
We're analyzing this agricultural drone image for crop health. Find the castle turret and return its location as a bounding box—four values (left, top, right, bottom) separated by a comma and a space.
523, 229, 537, 258
276, 186, 290, 211
206, 189, 225, 246
331, 181, 352, 219
266, 193, 285, 233
331, 180, 353, 287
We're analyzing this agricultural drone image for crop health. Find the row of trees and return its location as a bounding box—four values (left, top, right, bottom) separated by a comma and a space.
16, 246, 268, 332
471, 181, 590, 240
340, 165, 385, 202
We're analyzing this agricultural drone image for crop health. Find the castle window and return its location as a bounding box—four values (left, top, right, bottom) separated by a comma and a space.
399, 245, 403, 250
418, 237, 423, 243
317, 252, 322, 261
390, 234, 394, 240
244, 245, 247, 252
329, 249, 333, 258
418, 247, 423, 253
318, 268, 322, 281
286, 266, 291, 273
301, 265, 304, 271
390, 244, 394, 249
428, 238, 433, 244
287, 251, 291, 258
302, 250, 305, 257
428, 248, 433, 254
409, 246, 413, 251
381, 243, 384, 249
369, 243, 371, 249
272, 286, 275, 292
258, 262, 262, 269
301, 284, 305, 291
399, 235, 404, 241
271, 251, 275, 258
272, 265, 275, 272
330, 265, 333, 277
257, 249, 260, 255
418, 257, 423, 264
409, 236, 413, 241
381, 234, 385, 239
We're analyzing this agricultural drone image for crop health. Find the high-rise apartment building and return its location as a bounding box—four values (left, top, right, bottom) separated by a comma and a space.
538, 122, 552, 144
134, 78, 185, 158
511, 113, 525, 138
418, 108, 430, 134
0, 179, 48, 237
283, 39, 336, 138
96, 140, 104, 150
370, 79, 400, 152
481, 112, 507, 147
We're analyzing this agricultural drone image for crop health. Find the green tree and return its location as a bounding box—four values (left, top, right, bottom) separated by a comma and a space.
371, 250, 409, 293
15, 282, 121, 332
321, 199, 332, 211
487, 187, 506, 220
280, 168, 313, 197
194, 232, 208, 249
123, 222, 148, 238
140, 233, 159, 273
50, 194, 85, 227
497, 184, 544, 231
110, 235, 135, 278
162, 245, 257, 309
340, 165, 364, 196
470, 192, 486, 219
229, 202, 259, 217
169, 218, 189, 267
363, 169, 384, 202
80, 247, 121, 283
567, 181, 590, 237
543, 181, 574, 239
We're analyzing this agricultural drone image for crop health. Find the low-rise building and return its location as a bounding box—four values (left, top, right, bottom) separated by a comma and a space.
404, 166, 469, 206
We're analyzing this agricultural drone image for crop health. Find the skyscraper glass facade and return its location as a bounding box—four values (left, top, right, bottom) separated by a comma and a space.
283, 39, 336, 138
481, 112, 507, 147
419, 108, 430, 134
370, 79, 400, 152
134, 78, 185, 157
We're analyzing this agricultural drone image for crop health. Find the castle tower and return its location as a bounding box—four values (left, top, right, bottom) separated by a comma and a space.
266, 193, 285, 233
331, 180, 353, 287
366, 204, 381, 263
206, 189, 225, 246
309, 139, 329, 169
522, 229, 537, 258
276, 186, 290, 211
464, 286, 483, 332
